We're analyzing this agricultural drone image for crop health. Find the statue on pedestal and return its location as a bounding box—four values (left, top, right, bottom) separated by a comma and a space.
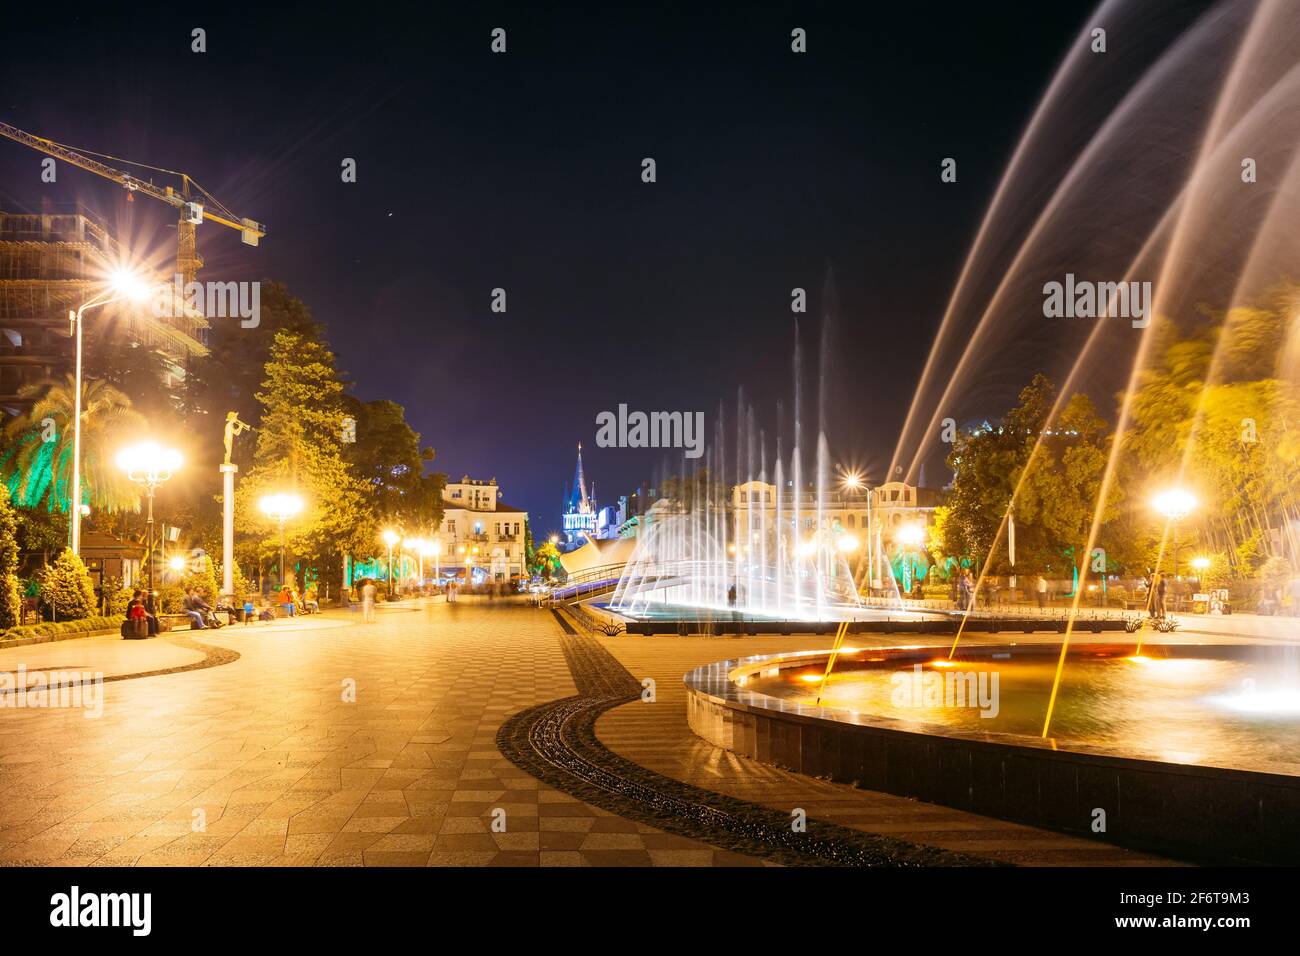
223, 412, 252, 467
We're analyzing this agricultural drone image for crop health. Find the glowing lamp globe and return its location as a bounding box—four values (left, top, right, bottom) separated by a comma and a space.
1152, 488, 1197, 521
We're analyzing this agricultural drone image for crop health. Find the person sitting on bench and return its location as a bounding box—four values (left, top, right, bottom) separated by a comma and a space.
124, 589, 160, 636
182, 589, 208, 630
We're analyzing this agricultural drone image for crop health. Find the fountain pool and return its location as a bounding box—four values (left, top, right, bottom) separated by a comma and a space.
685, 641, 1300, 862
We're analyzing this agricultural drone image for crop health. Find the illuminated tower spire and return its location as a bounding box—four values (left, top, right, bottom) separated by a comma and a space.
572, 442, 589, 511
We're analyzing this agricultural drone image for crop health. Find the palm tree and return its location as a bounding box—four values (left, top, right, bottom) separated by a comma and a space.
1, 375, 144, 514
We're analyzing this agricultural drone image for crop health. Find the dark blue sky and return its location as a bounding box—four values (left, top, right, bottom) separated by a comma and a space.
1, 1, 1120, 532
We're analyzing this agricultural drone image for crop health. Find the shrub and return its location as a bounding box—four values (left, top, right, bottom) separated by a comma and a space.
182, 554, 219, 601
156, 583, 186, 613
1, 614, 118, 641
102, 574, 132, 616
39, 550, 97, 620
0, 486, 19, 629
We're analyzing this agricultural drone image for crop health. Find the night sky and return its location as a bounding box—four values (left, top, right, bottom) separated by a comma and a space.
3, 1, 1120, 533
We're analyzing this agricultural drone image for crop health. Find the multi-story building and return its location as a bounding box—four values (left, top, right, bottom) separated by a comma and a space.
0, 203, 209, 418
730, 478, 941, 587
438, 475, 528, 580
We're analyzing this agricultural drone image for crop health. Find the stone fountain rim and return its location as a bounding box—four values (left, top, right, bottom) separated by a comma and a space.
683, 642, 1300, 784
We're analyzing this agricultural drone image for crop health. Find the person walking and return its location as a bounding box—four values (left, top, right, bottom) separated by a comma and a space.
958, 568, 974, 611
361, 579, 377, 623
1155, 572, 1168, 620
1035, 574, 1048, 610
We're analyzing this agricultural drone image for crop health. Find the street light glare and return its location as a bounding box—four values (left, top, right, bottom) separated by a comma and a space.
110, 268, 153, 303
1152, 488, 1197, 521
896, 524, 925, 547
259, 493, 304, 520
382, 529, 400, 546
836, 534, 860, 554
116, 441, 183, 478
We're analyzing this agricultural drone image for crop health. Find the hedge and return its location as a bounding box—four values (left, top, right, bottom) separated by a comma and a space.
0, 615, 120, 642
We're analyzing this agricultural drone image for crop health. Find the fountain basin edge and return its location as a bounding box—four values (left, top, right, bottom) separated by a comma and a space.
684, 646, 1300, 865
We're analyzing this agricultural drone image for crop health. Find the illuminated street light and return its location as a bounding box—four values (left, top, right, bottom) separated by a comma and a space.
1153, 488, 1197, 579
69, 269, 153, 556
836, 534, 860, 554
382, 529, 400, 596
117, 441, 182, 594
895, 524, 925, 548
259, 493, 304, 586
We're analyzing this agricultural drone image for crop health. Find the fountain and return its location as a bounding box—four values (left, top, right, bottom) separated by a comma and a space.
661, 0, 1300, 862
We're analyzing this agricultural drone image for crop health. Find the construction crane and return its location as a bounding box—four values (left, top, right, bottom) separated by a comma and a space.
0, 120, 265, 286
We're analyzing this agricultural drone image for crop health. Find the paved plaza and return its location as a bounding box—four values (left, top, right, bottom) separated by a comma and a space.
0, 599, 1181, 866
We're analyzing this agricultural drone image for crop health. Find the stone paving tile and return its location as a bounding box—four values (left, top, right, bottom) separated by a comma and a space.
596, 633, 1176, 867
0, 600, 1170, 867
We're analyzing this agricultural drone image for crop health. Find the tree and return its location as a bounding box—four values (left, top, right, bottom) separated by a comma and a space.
1, 375, 144, 514
944, 375, 1110, 576
1117, 292, 1300, 576
39, 549, 96, 620
180, 281, 324, 457
531, 540, 562, 579
342, 397, 445, 531
236, 329, 374, 591
0, 485, 21, 628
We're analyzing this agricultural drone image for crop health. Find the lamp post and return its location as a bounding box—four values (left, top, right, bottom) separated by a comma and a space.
431, 538, 442, 587
382, 529, 400, 596
70, 270, 152, 555
259, 493, 304, 587
1152, 488, 1197, 581
117, 441, 182, 595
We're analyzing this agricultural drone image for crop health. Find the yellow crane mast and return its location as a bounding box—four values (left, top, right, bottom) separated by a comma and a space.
0, 120, 266, 286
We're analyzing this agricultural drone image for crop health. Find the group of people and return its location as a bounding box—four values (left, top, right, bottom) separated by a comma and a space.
121, 581, 323, 637
182, 588, 225, 630
947, 568, 977, 610
275, 584, 319, 618
1145, 570, 1170, 619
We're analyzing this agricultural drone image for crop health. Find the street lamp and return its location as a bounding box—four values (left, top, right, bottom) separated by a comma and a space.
117, 441, 182, 594
1152, 488, 1197, 580
259, 493, 304, 587
382, 529, 400, 596
70, 270, 152, 555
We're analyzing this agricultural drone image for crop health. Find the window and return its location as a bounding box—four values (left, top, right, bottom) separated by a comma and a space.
447, 520, 456, 534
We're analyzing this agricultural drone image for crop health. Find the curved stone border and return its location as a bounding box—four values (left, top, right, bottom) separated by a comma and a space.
0, 632, 240, 694
496, 622, 996, 867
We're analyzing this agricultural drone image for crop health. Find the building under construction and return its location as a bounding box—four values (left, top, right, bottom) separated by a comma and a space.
0, 201, 209, 419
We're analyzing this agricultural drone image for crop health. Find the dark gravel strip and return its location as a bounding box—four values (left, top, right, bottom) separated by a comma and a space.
497, 621, 999, 867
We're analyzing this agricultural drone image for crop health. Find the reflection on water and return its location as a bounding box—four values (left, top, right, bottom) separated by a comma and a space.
748, 654, 1300, 775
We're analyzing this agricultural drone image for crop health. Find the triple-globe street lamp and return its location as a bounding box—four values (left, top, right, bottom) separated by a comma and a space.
117, 441, 182, 594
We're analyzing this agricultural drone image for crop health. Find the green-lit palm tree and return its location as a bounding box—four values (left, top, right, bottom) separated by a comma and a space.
1, 374, 144, 514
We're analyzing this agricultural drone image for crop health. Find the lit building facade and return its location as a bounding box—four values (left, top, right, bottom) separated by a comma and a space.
438, 475, 528, 580
561, 443, 598, 548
